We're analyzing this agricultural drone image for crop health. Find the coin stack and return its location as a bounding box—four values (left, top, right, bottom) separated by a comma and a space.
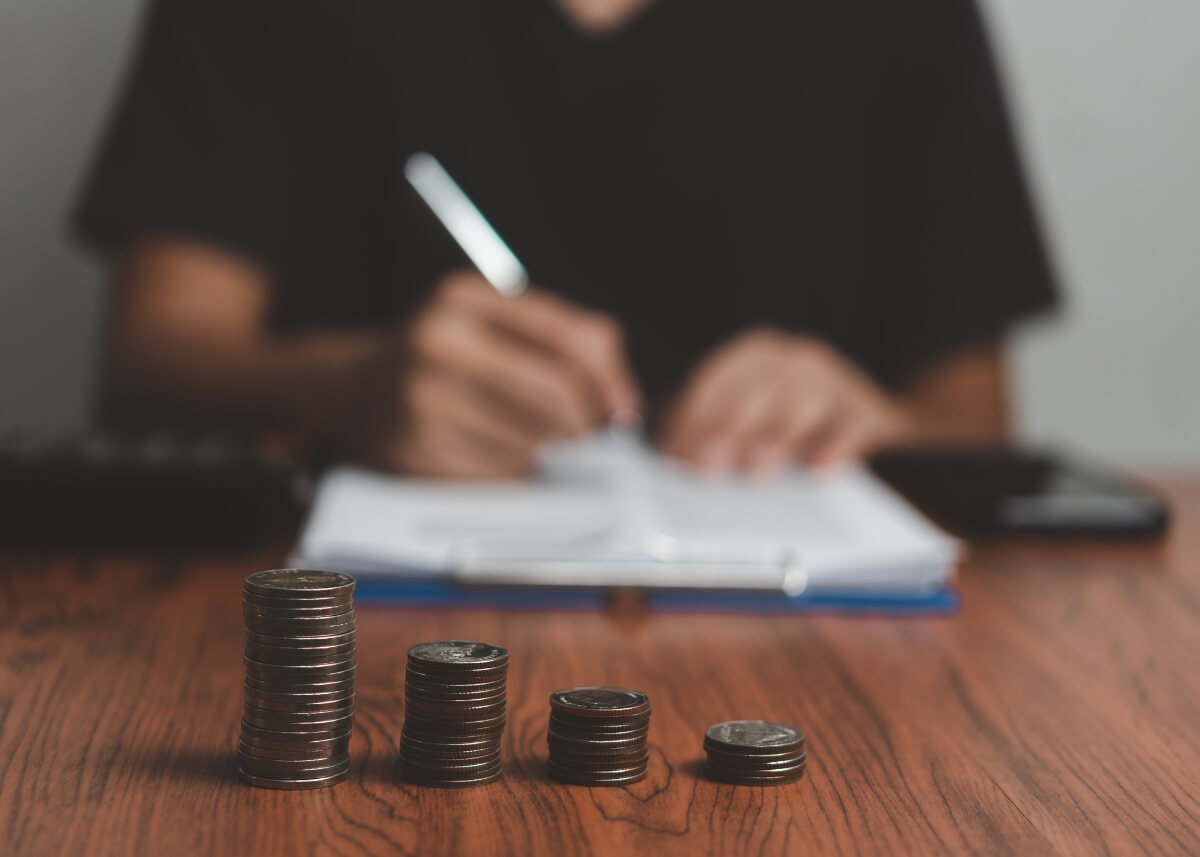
237, 569, 357, 790
546, 687, 651, 786
703, 720, 806, 786
400, 641, 509, 788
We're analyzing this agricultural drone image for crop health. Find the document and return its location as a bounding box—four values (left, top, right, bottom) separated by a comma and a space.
294, 433, 959, 597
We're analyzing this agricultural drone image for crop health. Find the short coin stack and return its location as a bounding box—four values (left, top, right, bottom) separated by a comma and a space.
237, 569, 357, 790
547, 687, 651, 786
703, 720, 806, 785
400, 641, 508, 788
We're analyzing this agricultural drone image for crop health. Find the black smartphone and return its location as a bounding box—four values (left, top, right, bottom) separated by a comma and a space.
871, 445, 1170, 538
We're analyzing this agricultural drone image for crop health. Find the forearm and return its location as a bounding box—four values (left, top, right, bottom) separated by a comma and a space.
97, 239, 398, 447
893, 343, 1012, 445
97, 322, 391, 445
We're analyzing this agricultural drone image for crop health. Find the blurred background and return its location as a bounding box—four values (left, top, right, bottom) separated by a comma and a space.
2, 0, 1197, 466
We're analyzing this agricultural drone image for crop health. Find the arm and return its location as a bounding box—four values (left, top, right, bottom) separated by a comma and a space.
98, 238, 640, 476
96, 238, 387, 449
897, 340, 1011, 444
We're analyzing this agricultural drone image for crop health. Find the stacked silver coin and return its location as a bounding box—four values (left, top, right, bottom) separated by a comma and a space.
400, 641, 508, 788
547, 687, 651, 786
704, 720, 806, 785
237, 569, 357, 790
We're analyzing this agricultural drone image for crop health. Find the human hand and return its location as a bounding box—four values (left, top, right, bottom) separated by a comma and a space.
660, 329, 915, 474
343, 271, 640, 478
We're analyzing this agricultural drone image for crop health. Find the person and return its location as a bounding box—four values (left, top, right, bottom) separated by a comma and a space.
75, 0, 1058, 479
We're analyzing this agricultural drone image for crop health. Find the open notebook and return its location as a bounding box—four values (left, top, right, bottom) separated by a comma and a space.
293, 432, 960, 610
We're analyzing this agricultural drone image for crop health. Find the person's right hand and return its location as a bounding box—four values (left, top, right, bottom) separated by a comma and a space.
341, 271, 641, 478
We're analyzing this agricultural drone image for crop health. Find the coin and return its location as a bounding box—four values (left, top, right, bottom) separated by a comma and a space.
549, 687, 650, 718
244, 677, 355, 692
404, 683, 507, 702
401, 712, 506, 735
402, 698, 506, 718
240, 715, 353, 737
244, 693, 355, 713
700, 763, 806, 782
239, 731, 352, 753
243, 569, 356, 599
546, 686, 651, 787
404, 668, 507, 687
549, 711, 650, 727
237, 739, 350, 761
238, 753, 351, 776
400, 763, 499, 782
399, 743, 502, 763
399, 640, 508, 788
704, 746, 806, 768
241, 590, 352, 609
243, 625, 356, 643
242, 707, 354, 731
408, 640, 508, 666
547, 728, 648, 747
402, 751, 502, 772
238, 767, 351, 790
547, 748, 650, 768
398, 730, 498, 750
546, 762, 648, 786
243, 615, 356, 635
243, 656, 356, 678
702, 720, 808, 786
704, 721, 804, 754
700, 753, 806, 772
245, 642, 356, 662
237, 570, 357, 791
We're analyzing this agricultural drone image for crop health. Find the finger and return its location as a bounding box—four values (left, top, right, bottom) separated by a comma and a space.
441, 379, 543, 465
411, 313, 593, 437
407, 369, 542, 463
805, 403, 875, 469
662, 366, 753, 470
752, 383, 839, 468
398, 425, 530, 480
664, 335, 775, 459
506, 293, 642, 416
444, 279, 642, 417
717, 374, 794, 470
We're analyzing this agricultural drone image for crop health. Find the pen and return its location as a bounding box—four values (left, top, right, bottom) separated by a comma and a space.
403, 152, 529, 298
403, 152, 642, 430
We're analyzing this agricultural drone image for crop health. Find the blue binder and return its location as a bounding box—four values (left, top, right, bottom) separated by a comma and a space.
354, 578, 960, 615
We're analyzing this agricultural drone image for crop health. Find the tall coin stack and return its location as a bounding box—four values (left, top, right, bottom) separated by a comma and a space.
238, 569, 357, 790
703, 720, 806, 785
400, 641, 509, 788
546, 687, 651, 786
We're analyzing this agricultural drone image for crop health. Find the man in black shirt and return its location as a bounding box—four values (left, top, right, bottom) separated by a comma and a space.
76, 0, 1057, 478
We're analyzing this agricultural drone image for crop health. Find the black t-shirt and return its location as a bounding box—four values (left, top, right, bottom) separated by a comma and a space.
75, 0, 1057, 401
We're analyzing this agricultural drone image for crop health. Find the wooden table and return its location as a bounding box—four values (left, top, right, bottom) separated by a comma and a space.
3, 479, 1199, 857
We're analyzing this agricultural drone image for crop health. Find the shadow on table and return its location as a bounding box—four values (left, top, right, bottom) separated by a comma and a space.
127, 745, 239, 786
680, 758, 708, 781
359, 752, 555, 787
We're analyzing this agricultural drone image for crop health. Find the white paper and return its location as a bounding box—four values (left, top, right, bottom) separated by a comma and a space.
294, 433, 959, 595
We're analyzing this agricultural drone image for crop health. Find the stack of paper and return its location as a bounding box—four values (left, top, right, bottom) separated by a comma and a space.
294, 433, 959, 599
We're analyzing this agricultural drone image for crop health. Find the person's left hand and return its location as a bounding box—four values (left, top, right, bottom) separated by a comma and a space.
660, 329, 916, 474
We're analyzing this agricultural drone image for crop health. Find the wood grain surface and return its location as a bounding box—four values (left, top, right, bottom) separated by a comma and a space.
2, 479, 1199, 857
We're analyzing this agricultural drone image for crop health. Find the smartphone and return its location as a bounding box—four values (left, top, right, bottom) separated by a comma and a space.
871, 445, 1170, 538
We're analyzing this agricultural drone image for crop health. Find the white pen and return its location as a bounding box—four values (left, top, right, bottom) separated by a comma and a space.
403, 151, 643, 431
403, 152, 530, 297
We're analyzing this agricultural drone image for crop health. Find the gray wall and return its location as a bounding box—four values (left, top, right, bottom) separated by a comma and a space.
2, 0, 1198, 465
988, 1, 1200, 467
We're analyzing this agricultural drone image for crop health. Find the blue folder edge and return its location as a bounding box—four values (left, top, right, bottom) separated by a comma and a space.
353, 578, 961, 616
